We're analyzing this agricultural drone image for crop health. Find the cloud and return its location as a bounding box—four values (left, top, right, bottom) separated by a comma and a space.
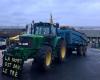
0, 0, 100, 26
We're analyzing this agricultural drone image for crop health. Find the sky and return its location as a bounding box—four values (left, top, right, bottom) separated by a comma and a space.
0, 0, 100, 27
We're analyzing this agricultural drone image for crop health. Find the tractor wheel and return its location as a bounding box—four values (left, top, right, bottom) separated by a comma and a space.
36, 45, 52, 70
67, 48, 72, 56
56, 39, 66, 63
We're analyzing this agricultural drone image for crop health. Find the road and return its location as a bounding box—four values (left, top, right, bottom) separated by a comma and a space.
0, 48, 100, 80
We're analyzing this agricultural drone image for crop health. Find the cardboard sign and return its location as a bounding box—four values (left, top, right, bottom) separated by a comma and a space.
2, 54, 24, 78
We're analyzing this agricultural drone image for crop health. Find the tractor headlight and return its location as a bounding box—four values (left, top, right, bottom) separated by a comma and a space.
19, 43, 28, 46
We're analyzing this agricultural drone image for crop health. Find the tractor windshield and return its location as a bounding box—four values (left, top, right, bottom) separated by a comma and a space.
35, 27, 50, 35
33, 23, 57, 35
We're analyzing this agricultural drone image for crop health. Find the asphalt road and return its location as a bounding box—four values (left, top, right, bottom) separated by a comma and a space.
0, 48, 100, 80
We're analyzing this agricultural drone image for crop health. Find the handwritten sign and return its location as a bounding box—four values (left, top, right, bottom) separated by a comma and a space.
2, 54, 24, 78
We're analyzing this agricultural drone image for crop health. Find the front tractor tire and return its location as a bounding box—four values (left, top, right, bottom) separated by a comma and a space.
36, 45, 52, 70
56, 39, 66, 63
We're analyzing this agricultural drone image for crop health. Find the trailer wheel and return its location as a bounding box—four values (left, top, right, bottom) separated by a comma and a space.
77, 46, 83, 56
36, 46, 52, 70
67, 48, 72, 56
56, 39, 66, 62
83, 46, 87, 56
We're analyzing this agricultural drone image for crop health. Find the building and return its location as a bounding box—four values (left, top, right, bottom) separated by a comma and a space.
77, 27, 100, 48
0, 27, 26, 38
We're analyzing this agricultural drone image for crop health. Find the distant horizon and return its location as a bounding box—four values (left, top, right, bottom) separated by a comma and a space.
0, 25, 100, 29
0, 20, 100, 27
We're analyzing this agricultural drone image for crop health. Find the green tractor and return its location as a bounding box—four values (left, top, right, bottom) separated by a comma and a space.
4, 21, 66, 70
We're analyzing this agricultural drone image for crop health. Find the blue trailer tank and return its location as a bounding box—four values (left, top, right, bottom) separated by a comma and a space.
57, 27, 88, 56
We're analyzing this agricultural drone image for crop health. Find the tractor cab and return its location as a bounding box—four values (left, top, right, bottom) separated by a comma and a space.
27, 22, 59, 36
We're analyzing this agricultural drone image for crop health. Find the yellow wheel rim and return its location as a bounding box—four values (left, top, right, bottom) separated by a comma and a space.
45, 52, 51, 66
61, 45, 66, 59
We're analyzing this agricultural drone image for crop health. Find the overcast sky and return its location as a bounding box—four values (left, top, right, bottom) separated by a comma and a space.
0, 0, 100, 27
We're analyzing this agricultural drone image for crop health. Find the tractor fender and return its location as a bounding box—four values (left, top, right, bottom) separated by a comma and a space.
53, 36, 65, 48
52, 37, 66, 58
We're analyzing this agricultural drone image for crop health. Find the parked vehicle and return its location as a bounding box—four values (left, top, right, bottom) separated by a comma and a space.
0, 38, 7, 49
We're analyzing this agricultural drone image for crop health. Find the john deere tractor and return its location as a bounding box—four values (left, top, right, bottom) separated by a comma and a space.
4, 21, 66, 70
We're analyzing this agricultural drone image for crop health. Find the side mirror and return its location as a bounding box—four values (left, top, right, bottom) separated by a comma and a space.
55, 23, 59, 28
32, 20, 34, 24
26, 25, 28, 32
30, 24, 33, 34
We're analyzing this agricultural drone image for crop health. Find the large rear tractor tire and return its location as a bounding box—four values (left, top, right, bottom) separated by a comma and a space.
56, 39, 66, 63
36, 46, 52, 70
